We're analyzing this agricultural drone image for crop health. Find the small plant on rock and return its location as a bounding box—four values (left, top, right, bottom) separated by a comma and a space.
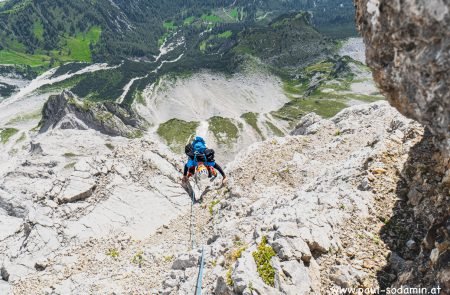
226, 267, 234, 286
131, 251, 144, 267
231, 245, 247, 262
252, 236, 276, 287
209, 199, 220, 215
106, 248, 119, 259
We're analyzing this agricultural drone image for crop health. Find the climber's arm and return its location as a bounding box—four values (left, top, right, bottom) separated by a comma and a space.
214, 163, 226, 177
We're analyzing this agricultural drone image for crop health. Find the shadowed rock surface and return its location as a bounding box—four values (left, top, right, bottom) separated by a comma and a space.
355, 0, 450, 291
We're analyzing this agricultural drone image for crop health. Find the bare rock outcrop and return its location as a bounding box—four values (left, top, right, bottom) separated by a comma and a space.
155, 102, 424, 294
355, 0, 450, 291
355, 0, 450, 155
39, 90, 146, 138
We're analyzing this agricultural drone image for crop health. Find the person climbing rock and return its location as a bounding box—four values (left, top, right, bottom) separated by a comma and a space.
182, 136, 227, 185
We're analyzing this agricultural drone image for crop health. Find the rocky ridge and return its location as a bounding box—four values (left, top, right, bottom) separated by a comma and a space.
0, 100, 425, 294
156, 101, 424, 294
39, 90, 146, 138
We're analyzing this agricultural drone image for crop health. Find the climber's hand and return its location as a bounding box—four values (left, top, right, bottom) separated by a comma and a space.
182, 175, 188, 183
222, 176, 228, 186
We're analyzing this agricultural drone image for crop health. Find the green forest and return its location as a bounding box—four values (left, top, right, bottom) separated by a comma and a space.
0, 0, 356, 73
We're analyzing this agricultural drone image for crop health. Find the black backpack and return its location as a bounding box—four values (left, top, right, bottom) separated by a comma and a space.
185, 144, 215, 162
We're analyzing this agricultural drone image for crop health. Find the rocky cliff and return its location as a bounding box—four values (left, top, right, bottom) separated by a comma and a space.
39, 90, 146, 138
355, 0, 450, 155
355, 0, 450, 291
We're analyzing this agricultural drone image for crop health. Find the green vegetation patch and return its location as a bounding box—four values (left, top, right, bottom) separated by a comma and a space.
282, 79, 309, 97
226, 267, 234, 286
157, 119, 199, 152
208, 116, 239, 144
0, 128, 19, 144
265, 121, 284, 137
163, 20, 177, 31
252, 236, 276, 287
305, 61, 334, 74
230, 8, 239, 20
0, 26, 101, 67
274, 98, 347, 125
241, 112, 263, 137
65, 26, 101, 62
218, 30, 233, 39
183, 16, 196, 25
106, 248, 119, 259
6, 110, 42, 125
209, 199, 220, 215
131, 251, 144, 267
33, 20, 44, 41
64, 162, 76, 169
0, 50, 50, 67
201, 13, 222, 24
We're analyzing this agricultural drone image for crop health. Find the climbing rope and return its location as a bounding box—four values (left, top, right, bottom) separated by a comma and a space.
195, 247, 206, 295
189, 184, 197, 249
188, 179, 206, 295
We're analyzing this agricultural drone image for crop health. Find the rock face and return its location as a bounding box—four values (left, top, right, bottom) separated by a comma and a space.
0, 131, 190, 292
355, 0, 450, 155
39, 90, 146, 138
355, 0, 450, 291
154, 102, 423, 294
4, 100, 442, 294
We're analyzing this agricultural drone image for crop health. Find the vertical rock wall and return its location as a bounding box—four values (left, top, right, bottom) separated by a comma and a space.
355, 0, 450, 291
355, 0, 450, 155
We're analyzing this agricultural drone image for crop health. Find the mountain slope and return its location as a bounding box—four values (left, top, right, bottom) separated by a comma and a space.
0, 0, 356, 70
1, 101, 423, 294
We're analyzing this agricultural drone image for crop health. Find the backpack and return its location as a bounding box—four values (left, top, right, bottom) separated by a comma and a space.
192, 137, 206, 153
185, 137, 215, 163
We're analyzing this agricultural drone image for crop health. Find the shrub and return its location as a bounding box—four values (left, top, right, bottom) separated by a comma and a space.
252, 236, 276, 286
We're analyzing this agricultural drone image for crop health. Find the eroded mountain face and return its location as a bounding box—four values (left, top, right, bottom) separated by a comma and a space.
355, 0, 450, 290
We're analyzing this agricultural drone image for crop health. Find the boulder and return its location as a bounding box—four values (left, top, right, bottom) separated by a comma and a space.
171, 253, 199, 270
57, 177, 96, 204
279, 260, 311, 295
329, 265, 367, 288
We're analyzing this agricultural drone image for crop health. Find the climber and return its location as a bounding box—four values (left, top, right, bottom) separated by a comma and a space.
182, 136, 227, 185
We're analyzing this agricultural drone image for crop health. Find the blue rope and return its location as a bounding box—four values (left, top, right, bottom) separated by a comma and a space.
188, 179, 206, 294
190, 188, 196, 249
195, 247, 205, 295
